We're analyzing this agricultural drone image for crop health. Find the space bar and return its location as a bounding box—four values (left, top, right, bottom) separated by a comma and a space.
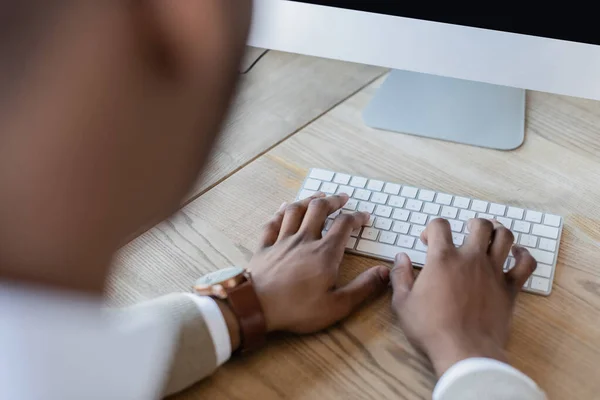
356, 240, 427, 265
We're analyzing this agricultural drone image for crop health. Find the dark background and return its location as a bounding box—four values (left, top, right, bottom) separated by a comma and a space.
288, 2, 600, 46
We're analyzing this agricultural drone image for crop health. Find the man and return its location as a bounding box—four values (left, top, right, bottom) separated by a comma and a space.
0, 2, 545, 399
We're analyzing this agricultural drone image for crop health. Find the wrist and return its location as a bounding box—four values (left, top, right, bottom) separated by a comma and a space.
215, 299, 241, 352
423, 334, 508, 378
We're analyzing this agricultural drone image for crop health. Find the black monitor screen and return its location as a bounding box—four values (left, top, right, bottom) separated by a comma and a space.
287, 2, 600, 46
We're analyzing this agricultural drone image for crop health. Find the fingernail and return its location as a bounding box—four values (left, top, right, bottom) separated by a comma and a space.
277, 202, 287, 213
361, 211, 370, 221
339, 192, 349, 200
378, 267, 390, 282
512, 244, 525, 254
313, 192, 326, 198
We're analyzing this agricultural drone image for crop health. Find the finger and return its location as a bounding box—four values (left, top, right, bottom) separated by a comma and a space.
506, 245, 537, 293
330, 266, 390, 321
390, 253, 415, 305
420, 218, 454, 250
488, 220, 515, 270
258, 202, 287, 249
324, 211, 369, 251
278, 192, 325, 240
299, 194, 350, 238
462, 218, 494, 252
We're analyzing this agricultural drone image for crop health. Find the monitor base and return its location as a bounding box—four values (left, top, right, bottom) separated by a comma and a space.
363, 70, 525, 150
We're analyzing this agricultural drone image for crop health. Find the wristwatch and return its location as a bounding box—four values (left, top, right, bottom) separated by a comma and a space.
193, 267, 266, 352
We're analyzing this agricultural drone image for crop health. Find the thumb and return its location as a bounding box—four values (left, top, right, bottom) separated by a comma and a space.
390, 253, 415, 304
331, 266, 390, 321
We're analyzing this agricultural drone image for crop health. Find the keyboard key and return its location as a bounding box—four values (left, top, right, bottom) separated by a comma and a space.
470, 200, 488, 212
343, 199, 358, 211
410, 212, 428, 225
356, 240, 427, 265
310, 169, 334, 181
334, 173, 351, 185
458, 209, 476, 221
531, 224, 559, 239
392, 209, 410, 221
519, 234, 538, 248
449, 220, 464, 233
418, 190, 436, 202
320, 182, 338, 194
367, 180, 385, 191
523, 277, 531, 289
415, 239, 428, 252
298, 189, 316, 200
489, 203, 506, 216
371, 192, 389, 204
544, 214, 561, 227
528, 248, 554, 265
384, 183, 401, 195
530, 276, 550, 292
513, 221, 531, 233
477, 213, 494, 220
513, 233, 519, 244
304, 178, 322, 191
423, 202, 441, 215
375, 205, 393, 218
346, 237, 357, 249
388, 196, 406, 208
324, 219, 333, 231
504, 257, 516, 271
350, 176, 368, 188
533, 263, 553, 279
453, 197, 470, 209
337, 185, 354, 197
525, 210, 543, 223
496, 217, 513, 229
354, 189, 371, 201
361, 228, 380, 241
406, 199, 423, 211
379, 231, 397, 245
397, 235, 416, 248
358, 202, 375, 214
351, 226, 361, 237
539, 238, 557, 252
441, 206, 458, 219
435, 193, 453, 205
452, 233, 465, 246
346, 237, 357, 250
365, 215, 375, 227
374, 218, 393, 231
507, 207, 524, 219
401, 186, 419, 198
392, 221, 411, 234
410, 225, 426, 237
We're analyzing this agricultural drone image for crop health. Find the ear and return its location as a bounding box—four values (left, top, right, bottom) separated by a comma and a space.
129, 0, 253, 82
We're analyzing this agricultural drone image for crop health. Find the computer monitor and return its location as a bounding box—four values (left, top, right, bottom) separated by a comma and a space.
248, 2, 600, 149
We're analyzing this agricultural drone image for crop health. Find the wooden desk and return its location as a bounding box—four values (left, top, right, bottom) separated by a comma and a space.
109, 52, 600, 399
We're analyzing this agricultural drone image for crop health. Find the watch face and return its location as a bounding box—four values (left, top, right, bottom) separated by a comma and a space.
195, 266, 245, 287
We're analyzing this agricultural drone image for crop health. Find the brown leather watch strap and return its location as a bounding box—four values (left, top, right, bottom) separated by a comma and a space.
225, 274, 266, 352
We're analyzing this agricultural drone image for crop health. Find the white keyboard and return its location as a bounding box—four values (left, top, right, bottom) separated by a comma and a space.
297, 168, 564, 296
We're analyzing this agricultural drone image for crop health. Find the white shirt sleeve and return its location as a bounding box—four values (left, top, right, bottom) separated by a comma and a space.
0, 283, 177, 400
433, 358, 546, 400
182, 293, 232, 366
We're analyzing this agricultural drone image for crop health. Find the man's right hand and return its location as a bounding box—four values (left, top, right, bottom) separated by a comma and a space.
390, 218, 537, 377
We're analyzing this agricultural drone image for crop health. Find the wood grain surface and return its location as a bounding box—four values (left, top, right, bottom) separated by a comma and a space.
185, 49, 385, 203
110, 72, 600, 399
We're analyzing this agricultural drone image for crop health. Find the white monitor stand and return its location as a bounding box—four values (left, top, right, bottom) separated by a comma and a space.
249, 0, 600, 150
364, 70, 525, 150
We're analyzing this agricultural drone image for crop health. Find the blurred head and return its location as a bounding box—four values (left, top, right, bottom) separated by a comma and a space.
0, 1, 252, 292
